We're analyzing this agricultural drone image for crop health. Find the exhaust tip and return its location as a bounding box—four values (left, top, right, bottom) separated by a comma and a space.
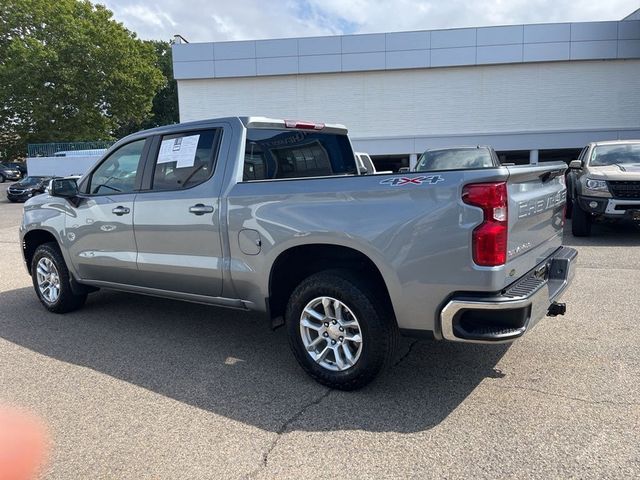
547, 302, 566, 317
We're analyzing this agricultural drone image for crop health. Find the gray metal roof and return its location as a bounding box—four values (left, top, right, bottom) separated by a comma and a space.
173, 20, 640, 80
623, 8, 640, 21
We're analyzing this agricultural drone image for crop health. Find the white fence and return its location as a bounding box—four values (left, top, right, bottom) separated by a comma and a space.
26, 156, 100, 177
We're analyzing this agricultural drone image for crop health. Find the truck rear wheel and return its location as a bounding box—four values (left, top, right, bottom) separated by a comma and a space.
285, 269, 398, 390
31, 243, 87, 313
571, 201, 592, 237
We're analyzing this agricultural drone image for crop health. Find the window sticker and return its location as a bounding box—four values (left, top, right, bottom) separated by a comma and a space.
158, 134, 200, 167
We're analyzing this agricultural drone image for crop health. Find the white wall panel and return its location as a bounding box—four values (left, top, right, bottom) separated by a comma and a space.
178, 60, 640, 151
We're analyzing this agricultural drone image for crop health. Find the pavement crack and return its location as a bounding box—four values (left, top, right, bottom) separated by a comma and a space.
487, 383, 638, 406
245, 388, 332, 479
393, 339, 419, 368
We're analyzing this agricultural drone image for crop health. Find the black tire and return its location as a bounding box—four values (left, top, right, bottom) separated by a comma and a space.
0, 174, 5, 183
565, 197, 573, 220
31, 242, 87, 313
571, 201, 592, 237
285, 269, 398, 390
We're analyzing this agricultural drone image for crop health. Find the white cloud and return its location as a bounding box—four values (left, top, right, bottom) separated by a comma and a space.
99, 0, 339, 42
99, 0, 638, 42
305, 0, 638, 33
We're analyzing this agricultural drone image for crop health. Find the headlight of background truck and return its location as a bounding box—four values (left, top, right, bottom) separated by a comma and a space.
584, 178, 610, 197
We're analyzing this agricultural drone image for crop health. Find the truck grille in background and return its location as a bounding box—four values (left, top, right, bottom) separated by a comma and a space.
608, 181, 640, 200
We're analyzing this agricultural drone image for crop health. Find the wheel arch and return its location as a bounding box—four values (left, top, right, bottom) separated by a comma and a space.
22, 229, 60, 275
267, 243, 397, 324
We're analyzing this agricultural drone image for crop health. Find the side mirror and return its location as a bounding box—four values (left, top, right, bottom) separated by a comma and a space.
50, 178, 78, 198
398, 167, 410, 173
569, 160, 582, 169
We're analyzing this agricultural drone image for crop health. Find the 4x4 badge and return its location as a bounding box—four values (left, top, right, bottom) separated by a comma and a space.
380, 175, 445, 186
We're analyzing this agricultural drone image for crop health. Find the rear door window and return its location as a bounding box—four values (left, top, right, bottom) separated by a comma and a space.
151, 129, 221, 191
243, 129, 356, 181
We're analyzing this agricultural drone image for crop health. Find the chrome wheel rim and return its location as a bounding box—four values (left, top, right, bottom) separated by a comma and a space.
36, 257, 61, 304
300, 296, 363, 372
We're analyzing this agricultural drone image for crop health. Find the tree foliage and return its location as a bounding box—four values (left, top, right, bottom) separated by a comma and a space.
0, 0, 166, 158
114, 40, 179, 138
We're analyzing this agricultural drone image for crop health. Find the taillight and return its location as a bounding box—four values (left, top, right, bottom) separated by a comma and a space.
284, 120, 325, 130
462, 182, 508, 267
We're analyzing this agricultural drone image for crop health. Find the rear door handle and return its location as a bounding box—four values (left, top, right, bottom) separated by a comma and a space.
112, 206, 130, 216
189, 204, 214, 215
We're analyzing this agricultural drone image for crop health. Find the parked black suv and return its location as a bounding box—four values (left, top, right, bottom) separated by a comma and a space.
6, 176, 51, 202
0, 162, 27, 182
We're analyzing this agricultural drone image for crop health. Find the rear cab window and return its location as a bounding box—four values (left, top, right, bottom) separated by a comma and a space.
243, 128, 356, 181
416, 148, 496, 172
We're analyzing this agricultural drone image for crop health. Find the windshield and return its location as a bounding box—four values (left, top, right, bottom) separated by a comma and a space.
590, 144, 640, 167
18, 176, 46, 186
416, 148, 494, 172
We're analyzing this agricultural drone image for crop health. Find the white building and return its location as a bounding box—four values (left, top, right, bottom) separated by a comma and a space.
172, 9, 640, 170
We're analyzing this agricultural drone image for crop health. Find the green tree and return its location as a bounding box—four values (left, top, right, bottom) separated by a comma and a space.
114, 40, 179, 138
0, 0, 165, 158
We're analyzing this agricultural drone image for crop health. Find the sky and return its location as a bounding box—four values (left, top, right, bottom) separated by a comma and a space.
99, 0, 639, 43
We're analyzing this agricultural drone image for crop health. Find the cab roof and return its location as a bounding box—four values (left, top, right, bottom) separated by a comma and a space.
591, 139, 640, 146
130, 116, 348, 138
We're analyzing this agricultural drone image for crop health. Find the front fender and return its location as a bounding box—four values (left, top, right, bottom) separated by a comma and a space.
21, 196, 78, 277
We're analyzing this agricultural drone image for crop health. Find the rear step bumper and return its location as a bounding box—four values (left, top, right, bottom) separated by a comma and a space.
440, 246, 578, 344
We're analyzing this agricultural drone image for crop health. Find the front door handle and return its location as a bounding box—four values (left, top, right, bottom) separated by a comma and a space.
189, 204, 214, 215
112, 206, 130, 216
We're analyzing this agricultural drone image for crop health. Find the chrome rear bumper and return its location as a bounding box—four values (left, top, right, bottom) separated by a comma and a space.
440, 246, 578, 344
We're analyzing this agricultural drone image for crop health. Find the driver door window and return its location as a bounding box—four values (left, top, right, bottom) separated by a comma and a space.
87, 139, 146, 195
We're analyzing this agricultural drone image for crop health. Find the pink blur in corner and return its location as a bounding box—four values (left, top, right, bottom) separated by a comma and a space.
0, 405, 50, 480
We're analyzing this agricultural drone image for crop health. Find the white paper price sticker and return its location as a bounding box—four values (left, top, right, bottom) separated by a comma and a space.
157, 134, 200, 167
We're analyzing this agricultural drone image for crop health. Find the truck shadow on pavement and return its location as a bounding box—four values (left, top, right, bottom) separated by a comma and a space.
562, 220, 640, 247
0, 286, 509, 434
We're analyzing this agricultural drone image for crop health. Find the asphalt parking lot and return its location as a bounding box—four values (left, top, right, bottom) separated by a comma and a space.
0, 181, 639, 479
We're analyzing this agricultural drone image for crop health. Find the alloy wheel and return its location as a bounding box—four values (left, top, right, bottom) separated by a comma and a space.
299, 296, 363, 372
36, 257, 61, 303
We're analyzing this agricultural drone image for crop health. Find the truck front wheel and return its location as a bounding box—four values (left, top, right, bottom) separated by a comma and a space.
571, 201, 592, 237
285, 269, 398, 390
31, 243, 87, 313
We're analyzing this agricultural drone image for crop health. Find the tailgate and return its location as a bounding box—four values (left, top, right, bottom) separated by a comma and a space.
504, 162, 567, 285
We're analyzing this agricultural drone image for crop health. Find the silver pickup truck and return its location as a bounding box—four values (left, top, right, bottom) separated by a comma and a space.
20, 117, 577, 389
